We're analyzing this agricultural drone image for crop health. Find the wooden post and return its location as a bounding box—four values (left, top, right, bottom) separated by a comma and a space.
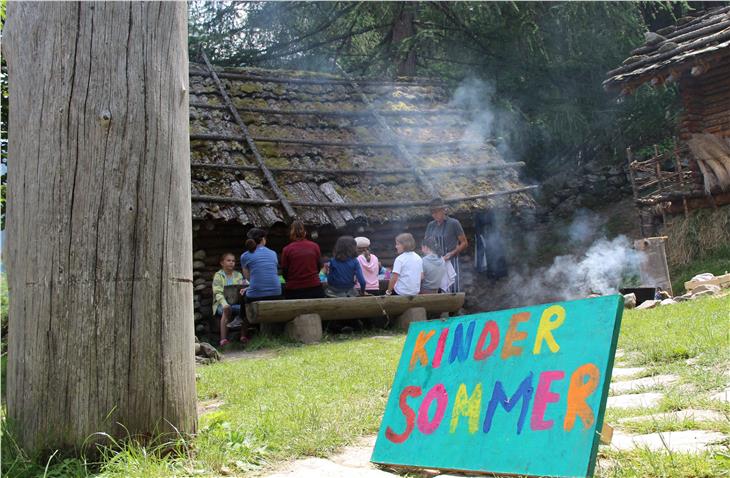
3, 2, 196, 455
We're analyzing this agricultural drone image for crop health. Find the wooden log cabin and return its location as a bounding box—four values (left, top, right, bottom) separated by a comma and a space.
188, 58, 535, 324
604, 6, 730, 234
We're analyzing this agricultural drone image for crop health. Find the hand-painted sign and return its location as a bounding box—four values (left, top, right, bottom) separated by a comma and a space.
371, 295, 623, 478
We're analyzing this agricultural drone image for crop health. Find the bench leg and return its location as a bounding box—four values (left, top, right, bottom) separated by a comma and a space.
396, 307, 427, 331
285, 314, 323, 344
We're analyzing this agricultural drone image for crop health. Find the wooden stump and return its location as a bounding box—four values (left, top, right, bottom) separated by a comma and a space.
396, 307, 427, 330
285, 314, 323, 344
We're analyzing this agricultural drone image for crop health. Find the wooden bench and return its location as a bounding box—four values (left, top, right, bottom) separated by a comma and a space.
246, 293, 465, 344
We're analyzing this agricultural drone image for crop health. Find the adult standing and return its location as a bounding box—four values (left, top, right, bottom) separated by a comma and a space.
424, 198, 468, 292
281, 221, 325, 299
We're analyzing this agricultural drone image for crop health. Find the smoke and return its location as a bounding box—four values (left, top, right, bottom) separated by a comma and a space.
502, 235, 643, 306
448, 79, 497, 152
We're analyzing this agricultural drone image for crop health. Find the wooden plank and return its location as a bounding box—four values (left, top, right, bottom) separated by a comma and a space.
247, 293, 465, 323
684, 273, 730, 291
190, 161, 525, 175
600, 424, 614, 445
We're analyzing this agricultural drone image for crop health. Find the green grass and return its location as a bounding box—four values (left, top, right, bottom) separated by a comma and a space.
2, 297, 729, 477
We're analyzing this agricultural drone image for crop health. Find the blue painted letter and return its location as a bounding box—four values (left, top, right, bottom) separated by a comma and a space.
483, 372, 534, 435
449, 321, 476, 364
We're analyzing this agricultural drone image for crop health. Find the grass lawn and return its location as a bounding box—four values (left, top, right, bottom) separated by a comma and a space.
2, 296, 729, 477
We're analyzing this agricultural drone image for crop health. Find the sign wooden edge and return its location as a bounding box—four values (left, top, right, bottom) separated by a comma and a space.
370, 295, 626, 478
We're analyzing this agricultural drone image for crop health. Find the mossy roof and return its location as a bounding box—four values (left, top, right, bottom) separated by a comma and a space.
189, 63, 533, 227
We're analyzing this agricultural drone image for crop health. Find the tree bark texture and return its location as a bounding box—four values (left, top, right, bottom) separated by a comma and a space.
3, 2, 196, 454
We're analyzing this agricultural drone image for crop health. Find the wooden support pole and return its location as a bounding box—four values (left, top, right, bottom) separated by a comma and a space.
201, 52, 297, 218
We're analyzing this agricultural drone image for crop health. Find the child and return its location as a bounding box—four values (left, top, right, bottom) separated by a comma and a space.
326, 236, 366, 297
420, 236, 446, 294
385, 233, 423, 296
355, 236, 382, 295
240, 228, 282, 303
212, 252, 246, 347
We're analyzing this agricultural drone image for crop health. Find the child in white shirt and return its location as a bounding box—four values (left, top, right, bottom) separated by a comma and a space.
386, 233, 423, 296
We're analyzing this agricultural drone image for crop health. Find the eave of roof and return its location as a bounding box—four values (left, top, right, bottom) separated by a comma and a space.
604, 6, 730, 93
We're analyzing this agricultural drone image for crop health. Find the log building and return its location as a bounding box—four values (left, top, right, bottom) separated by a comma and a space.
604, 6, 730, 234
188, 59, 535, 322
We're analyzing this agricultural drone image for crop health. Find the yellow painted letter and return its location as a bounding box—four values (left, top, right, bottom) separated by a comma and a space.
533, 305, 566, 355
409, 330, 435, 371
450, 383, 483, 434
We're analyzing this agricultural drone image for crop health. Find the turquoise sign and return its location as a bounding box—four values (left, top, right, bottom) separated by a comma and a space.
371, 295, 623, 477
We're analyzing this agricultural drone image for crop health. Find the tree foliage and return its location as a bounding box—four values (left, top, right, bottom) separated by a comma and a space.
189, 1, 689, 176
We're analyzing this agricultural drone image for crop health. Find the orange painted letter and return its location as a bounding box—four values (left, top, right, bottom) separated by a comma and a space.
564, 363, 600, 431
501, 312, 530, 359
409, 330, 435, 371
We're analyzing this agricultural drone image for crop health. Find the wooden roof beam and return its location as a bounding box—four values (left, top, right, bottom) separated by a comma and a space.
189, 102, 463, 118
191, 185, 537, 208
190, 161, 525, 175
201, 52, 297, 219
189, 133, 491, 150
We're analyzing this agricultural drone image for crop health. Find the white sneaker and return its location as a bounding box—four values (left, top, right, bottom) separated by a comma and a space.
227, 317, 244, 329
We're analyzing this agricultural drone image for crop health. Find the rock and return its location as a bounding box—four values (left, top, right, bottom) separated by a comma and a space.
675, 293, 693, 302
607, 392, 663, 409
194, 312, 203, 321
623, 293, 637, 309
691, 284, 721, 296
690, 272, 715, 283
194, 277, 206, 286
193, 260, 206, 269
195, 323, 206, 333
285, 314, 323, 344
644, 31, 666, 45
194, 284, 207, 292
194, 343, 201, 355
610, 430, 727, 453
396, 307, 427, 331
659, 298, 677, 306
610, 374, 679, 394
636, 299, 658, 310
193, 250, 206, 260
197, 341, 221, 362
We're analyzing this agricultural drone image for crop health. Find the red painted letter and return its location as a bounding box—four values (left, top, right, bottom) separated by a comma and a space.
386, 386, 422, 443
417, 384, 449, 434
432, 328, 449, 368
474, 320, 500, 360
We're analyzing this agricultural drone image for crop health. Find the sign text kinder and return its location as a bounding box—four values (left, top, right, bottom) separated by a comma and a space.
371, 295, 623, 478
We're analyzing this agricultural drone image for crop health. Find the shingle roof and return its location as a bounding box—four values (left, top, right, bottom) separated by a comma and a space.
189, 62, 534, 228
604, 6, 730, 93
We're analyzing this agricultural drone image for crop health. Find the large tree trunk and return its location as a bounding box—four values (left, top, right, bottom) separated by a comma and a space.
3, 2, 196, 455
392, 3, 418, 77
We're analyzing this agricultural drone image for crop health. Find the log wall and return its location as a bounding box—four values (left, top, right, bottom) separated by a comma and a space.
679, 57, 730, 140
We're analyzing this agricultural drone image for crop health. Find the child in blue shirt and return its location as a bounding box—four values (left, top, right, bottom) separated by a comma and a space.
326, 236, 366, 297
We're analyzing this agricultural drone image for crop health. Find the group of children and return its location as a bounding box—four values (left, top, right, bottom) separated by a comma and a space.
211, 221, 455, 347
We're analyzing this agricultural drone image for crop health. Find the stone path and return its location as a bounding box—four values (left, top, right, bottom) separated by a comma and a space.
260, 349, 730, 477
604, 350, 729, 454
609, 374, 679, 394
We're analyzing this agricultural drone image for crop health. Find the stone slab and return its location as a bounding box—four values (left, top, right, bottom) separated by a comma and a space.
610, 430, 728, 453
710, 386, 729, 403
263, 457, 397, 478
607, 392, 664, 409
609, 374, 679, 394
618, 409, 727, 424
611, 367, 647, 380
